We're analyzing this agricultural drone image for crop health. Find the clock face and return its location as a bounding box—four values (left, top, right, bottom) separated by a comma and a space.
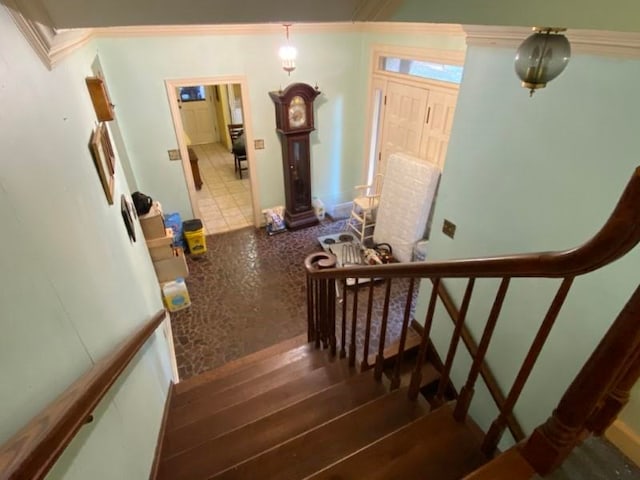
288, 96, 307, 128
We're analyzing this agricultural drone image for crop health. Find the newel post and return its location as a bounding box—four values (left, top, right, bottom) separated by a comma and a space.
521, 285, 640, 475
304, 252, 337, 355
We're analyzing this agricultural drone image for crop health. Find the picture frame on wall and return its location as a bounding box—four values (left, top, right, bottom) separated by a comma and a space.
89, 123, 115, 205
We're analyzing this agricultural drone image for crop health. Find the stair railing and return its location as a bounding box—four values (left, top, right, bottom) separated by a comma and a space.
305, 166, 640, 475
0, 309, 167, 480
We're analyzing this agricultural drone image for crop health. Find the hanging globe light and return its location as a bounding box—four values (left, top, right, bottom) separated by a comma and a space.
515, 27, 571, 97
279, 24, 297, 76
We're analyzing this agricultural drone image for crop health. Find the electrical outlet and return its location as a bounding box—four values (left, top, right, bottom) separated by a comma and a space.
443, 219, 456, 239
168, 149, 181, 161
254, 139, 265, 150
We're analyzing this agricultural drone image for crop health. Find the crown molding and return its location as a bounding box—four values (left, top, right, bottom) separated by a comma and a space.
464, 25, 640, 58
4, 2, 92, 70
92, 21, 465, 38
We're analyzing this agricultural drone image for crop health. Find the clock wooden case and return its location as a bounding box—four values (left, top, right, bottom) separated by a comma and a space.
269, 83, 321, 230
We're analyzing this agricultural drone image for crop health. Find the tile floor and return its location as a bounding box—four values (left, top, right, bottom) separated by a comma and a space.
190, 142, 254, 235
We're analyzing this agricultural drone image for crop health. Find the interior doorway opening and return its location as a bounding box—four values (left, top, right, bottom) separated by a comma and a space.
166, 77, 260, 235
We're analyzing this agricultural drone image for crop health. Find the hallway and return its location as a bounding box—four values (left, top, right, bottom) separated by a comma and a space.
190, 142, 253, 235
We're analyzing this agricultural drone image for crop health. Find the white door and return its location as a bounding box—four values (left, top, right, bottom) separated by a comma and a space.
377, 81, 429, 176
419, 89, 458, 170
178, 86, 219, 145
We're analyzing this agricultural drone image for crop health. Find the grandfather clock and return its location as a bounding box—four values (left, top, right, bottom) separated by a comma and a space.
269, 83, 321, 230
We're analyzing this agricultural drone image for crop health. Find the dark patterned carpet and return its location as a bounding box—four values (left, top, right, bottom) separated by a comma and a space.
171, 218, 417, 380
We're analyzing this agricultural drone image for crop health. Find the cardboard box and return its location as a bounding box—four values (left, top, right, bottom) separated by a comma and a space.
146, 228, 174, 261
153, 247, 188, 283
140, 202, 165, 239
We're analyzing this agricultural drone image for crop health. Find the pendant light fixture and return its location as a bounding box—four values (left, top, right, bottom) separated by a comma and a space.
279, 24, 297, 76
515, 27, 571, 97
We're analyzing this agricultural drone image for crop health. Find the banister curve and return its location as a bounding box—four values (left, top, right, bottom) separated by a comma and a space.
0, 309, 167, 480
307, 167, 640, 280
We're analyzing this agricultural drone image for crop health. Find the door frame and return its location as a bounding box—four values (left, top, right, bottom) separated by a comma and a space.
362, 44, 465, 182
165, 75, 261, 227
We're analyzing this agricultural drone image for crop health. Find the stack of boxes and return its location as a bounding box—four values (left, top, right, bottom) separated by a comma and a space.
139, 202, 189, 283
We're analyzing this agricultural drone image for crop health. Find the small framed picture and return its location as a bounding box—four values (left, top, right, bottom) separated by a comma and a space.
121, 194, 136, 242
89, 123, 115, 205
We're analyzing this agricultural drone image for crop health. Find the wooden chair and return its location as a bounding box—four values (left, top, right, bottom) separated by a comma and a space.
227, 124, 247, 177
347, 173, 384, 245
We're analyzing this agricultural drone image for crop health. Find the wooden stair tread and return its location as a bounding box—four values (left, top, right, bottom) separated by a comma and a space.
463, 447, 535, 480
159, 371, 387, 480
366, 327, 422, 367
212, 387, 428, 480
385, 360, 440, 390
307, 404, 488, 480
173, 337, 310, 404
168, 350, 331, 430
162, 360, 353, 458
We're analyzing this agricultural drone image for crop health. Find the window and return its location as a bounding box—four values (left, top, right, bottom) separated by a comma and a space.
179, 86, 206, 102
380, 57, 463, 84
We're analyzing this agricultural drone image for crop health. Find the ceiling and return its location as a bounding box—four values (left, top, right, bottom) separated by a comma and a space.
5, 0, 640, 33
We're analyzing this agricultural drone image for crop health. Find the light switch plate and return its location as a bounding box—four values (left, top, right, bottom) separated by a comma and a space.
254, 139, 265, 150
168, 149, 181, 161
443, 219, 456, 239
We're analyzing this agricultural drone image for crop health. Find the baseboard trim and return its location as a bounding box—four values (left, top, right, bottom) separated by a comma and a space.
148, 381, 174, 480
605, 419, 640, 467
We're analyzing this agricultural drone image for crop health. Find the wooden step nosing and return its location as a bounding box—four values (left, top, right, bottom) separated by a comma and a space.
169, 354, 332, 430
173, 342, 315, 402
212, 388, 419, 478
163, 363, 357, 460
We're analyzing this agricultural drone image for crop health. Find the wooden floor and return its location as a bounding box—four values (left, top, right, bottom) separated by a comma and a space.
154, 332, 490, 480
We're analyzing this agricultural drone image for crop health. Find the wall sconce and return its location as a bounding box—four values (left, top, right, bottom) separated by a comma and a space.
278, 24, 297, 76
515, 27, 571, 97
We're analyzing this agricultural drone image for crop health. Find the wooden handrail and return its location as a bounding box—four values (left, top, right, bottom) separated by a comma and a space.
0, 309, 167, 480
434, 279, 525, 442
307, 167, 640, 280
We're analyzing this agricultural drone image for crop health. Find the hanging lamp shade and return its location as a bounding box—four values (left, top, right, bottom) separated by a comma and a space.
515, 28, 571, 96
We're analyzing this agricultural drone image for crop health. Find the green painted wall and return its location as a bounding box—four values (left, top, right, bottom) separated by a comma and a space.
414, 45, 640, 442
393, 0, 640, 33
95, 31, 369, 219
0, 7, 172, 478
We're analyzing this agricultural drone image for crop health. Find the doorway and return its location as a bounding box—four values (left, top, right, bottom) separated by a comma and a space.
166, 76, 260, 234
364, 47, 464, 181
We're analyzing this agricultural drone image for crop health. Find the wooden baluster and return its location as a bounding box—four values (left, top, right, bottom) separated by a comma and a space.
409, 278, 440, 400
361, 280, 375, 371
314, 279, 321, 348
328, 278, 337, 356
391, 278, 416, 390
435, 278, 476, 404
521, 284, 640, 476
482, 277, 573, 456
349, 280, 358, 367
374, 279, 393, 381
586, 342, 640, 435
306, 276, 313, 343
318, 279, 329, 348
340, 279, 347, 358
454, 278, 510, 421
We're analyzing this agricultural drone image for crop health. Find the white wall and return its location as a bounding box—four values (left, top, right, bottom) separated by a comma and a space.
414, 45, 640, 445
0, 7, 172, 478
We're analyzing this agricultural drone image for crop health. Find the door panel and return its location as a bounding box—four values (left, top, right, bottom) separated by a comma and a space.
179, 86, 218, 145
419, 89, 457, 170
378, 81, 429, 176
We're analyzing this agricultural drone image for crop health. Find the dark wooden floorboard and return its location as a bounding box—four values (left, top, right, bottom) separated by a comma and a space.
167, 350, 330, 430
162, 360, 352, 458
307, 404, 487, 480
173, 342, 312, 406
159, 372, 387, 480
211, 387, 428, 480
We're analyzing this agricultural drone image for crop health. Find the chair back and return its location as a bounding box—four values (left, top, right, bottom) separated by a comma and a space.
227, 124, 244, 143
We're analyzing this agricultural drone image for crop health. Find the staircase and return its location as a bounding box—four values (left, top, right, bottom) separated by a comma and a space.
154, 334, 488, 480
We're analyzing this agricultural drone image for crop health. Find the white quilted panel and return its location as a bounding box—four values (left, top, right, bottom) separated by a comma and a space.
373, 153, 440, 262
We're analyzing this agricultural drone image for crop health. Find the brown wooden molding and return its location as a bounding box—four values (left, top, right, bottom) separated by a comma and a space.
148, 381, 174, 480
0, 309, 167, 480
308, 166, 640, 280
